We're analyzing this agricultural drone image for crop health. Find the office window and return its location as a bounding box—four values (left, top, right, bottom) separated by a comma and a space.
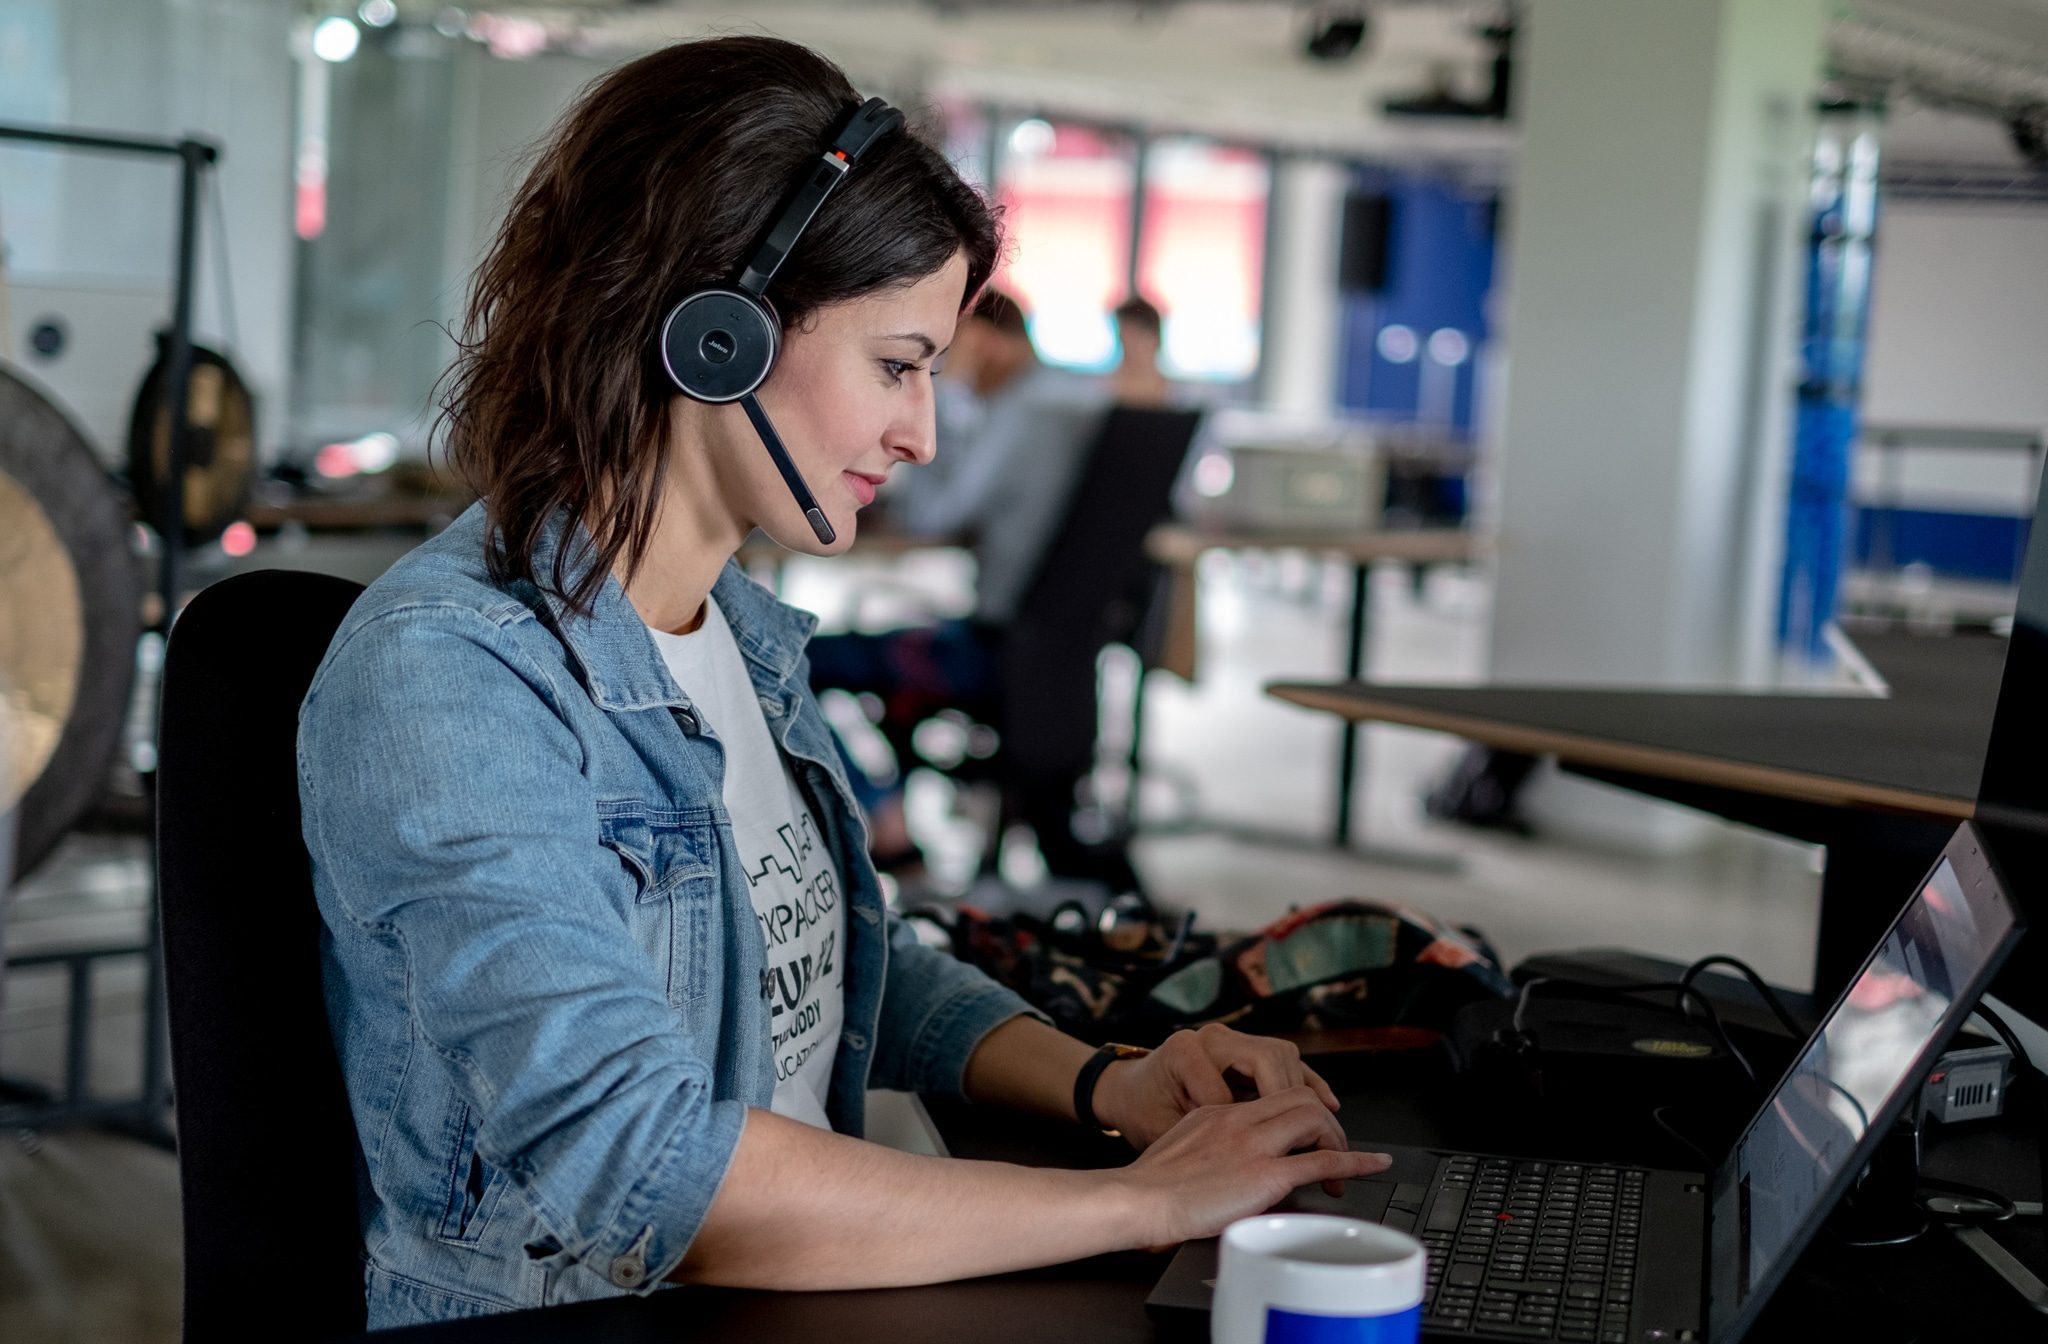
1135, 137, 1269, 383
992, 118, 1137, 371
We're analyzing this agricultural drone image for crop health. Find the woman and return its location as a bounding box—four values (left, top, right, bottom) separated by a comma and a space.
298, 35, 1387, 1328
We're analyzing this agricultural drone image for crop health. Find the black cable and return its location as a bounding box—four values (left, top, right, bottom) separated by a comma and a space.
1963, 1003, 2048, 1224
1916, 1174, 2018, 1226
1969, 1003, 2030, 1079
1651, 1105, 1714, 1169
1679, 954, 1805, 1039
1674, 984, 1760, 1088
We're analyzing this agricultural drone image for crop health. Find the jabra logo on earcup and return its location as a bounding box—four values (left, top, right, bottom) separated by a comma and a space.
700, 330, 737, 365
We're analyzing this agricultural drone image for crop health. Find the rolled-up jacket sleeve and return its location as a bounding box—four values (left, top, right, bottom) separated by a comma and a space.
299, 604, 740, 1293
868, 910, 1046, 1098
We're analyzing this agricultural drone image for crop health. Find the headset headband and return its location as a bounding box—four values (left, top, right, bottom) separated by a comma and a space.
736, 96, 904, 298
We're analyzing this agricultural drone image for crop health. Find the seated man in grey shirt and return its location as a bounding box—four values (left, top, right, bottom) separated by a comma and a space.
807, 289, 1110, 878
886, 289, 1106, 622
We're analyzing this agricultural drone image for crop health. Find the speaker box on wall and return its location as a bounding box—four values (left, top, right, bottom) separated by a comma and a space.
1338, 191, 1394, 293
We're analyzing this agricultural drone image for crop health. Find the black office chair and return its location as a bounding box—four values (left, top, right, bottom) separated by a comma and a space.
157, 570, 369, 1341
942, 405, 1203, 883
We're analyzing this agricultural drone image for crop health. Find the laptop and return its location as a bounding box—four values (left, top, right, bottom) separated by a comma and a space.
1147, 821, 2024, 1343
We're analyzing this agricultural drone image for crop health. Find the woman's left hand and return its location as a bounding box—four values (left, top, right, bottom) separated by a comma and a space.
1089, 1022, 1341, 1150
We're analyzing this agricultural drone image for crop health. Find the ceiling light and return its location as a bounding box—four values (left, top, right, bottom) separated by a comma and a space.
312, 16, 360, 63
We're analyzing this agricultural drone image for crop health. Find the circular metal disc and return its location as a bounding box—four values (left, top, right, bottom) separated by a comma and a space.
0, 469, 82, 812
2, 363, 142, 880
127, 341, 257, 546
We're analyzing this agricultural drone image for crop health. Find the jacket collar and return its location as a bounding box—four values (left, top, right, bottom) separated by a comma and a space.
515, 506, 818, 713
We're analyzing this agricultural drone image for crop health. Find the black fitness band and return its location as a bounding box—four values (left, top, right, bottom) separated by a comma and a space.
1073, 1043, 1149, 1132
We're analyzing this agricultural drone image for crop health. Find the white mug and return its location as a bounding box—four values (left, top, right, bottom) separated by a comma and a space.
1211, 1214, 1426, 1344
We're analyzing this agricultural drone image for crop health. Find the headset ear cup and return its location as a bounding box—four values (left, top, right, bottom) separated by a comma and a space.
659, 289, 779, 402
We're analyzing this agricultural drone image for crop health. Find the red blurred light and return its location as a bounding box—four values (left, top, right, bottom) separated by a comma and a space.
221, 521, 257, 557
295, 179, 326, 240
315, 442, 358, 478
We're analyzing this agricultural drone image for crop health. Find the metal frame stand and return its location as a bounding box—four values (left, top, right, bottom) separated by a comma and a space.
0, 121, 220, 1150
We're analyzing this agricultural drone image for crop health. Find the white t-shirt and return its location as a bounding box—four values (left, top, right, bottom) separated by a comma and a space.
647, 597, 844, 1131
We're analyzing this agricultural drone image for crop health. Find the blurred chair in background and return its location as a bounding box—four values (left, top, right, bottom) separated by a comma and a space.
815, 406, 1202, 889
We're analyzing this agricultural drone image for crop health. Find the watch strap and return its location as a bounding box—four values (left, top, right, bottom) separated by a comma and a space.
1073, 1043, 1149, 1132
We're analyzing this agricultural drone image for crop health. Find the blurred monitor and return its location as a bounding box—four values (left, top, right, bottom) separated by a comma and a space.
1191, 443, 1385, 533
1978, 461, 2048, 827
1179, 409, 1385, 534
1974, 458, 2048, 1024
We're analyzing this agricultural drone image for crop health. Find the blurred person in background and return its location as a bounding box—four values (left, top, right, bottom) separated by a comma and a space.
1108, 293, 1175, 408
809, 287, 1111, 876
882, 286, 1098, 537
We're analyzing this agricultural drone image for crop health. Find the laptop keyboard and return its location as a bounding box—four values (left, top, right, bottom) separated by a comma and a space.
1414, 1156, 1646, 1341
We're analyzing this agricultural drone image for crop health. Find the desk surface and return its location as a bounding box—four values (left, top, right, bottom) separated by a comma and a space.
1144, 522, 1481, 566
1268, 629, 2008, 820
732, 521, 1481, 568
352, 1044, 2048, 1343
245, 491, 474, 532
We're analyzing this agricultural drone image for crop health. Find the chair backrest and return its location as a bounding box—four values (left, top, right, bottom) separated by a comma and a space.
1000, 405, 1202, 776
1015, 404, 1203, 635
157, 569, 368, 1340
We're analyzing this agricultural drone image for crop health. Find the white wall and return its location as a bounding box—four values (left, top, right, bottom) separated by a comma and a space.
1489, 0, 1818, 690
1861, 202, 2048, 514
1259, 156, 1348, 419
0, 0, 293, 464
1485, 0, 1822, 852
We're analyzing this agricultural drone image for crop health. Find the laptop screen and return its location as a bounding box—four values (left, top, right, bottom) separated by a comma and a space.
1707, 840, 2019, 1339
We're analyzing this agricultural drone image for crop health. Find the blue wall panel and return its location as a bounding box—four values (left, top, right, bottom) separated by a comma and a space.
1335, 171, 1497, 433
1852, 508, 2033, 584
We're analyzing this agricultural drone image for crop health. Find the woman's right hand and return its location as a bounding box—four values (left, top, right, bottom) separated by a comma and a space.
1107, 1085, 1393, 1248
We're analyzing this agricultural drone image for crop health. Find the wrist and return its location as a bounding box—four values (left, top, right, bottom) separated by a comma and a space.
1087, 1057, 1141, 1133
1087, 1165, 1164, 1248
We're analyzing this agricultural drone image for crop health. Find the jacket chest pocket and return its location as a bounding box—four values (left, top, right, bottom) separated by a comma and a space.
598, 808, 720, 1007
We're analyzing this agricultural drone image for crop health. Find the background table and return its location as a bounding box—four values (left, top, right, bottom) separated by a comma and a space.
1267, 627, 2010, 999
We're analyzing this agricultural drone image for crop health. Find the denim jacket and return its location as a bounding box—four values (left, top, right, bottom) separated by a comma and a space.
298, 502, 1036, 1328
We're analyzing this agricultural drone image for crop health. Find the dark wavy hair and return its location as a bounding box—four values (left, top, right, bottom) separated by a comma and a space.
436, 36, 1002, 614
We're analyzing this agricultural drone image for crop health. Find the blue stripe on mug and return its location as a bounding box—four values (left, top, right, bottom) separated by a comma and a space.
1262, 1304, 1421, 1343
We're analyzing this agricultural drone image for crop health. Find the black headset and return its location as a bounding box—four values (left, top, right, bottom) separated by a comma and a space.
657, 96, 905, 546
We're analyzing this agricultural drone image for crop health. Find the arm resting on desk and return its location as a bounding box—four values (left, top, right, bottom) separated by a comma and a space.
672, 1108, 1133, 1289
671, 1089, 1389, 1290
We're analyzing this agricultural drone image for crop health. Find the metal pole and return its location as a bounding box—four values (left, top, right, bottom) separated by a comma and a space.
0, 122, 197, 158
1125, 128, 1150, 300
65, 961, 91, 1106
133, 138, 211, 1133
1251, 149, 1285, 404
1334, 561, 1371, 847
